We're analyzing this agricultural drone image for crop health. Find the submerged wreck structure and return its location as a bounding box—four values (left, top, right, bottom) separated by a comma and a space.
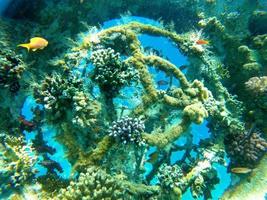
0, 0, 266, 199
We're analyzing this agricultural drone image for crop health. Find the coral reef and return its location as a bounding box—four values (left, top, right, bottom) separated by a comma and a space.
56, 166, 126, 200
245, 76, 267, 110
190, 167, 219, 199
34, 73, 100, 128
0, 49, 25, 93
91, 47, 139, 96
156, 146, 223, 199
56, 165, 162, 200
245, 76, 267, 95
221, 155, 267, 200
0, 1, 267, 199
0, 133, 37, 194
108, 116, 146, 146
224, 130, 267, 167
157, 164, 184, 189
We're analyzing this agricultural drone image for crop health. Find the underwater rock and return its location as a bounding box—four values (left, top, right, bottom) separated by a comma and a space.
108, 116, 146, 146
224, 130, 267, 167
91, 47, 139, 96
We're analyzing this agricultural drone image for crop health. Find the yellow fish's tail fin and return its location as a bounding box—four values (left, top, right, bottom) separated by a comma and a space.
18, 43, 30, 51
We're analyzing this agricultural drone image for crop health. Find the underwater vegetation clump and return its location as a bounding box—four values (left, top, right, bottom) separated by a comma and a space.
0, 0, 267, 200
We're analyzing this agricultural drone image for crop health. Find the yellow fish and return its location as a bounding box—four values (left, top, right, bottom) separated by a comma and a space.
231, 167, 252, 174
18, 37, 48, 52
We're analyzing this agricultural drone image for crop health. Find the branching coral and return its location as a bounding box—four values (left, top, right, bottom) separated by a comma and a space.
34, 73, 100, 128
0, 133, 37, 194
55, 165, 163, 199
90, 47, 139, 96
157, 164, 184, 189
108, 116, 146, 146
56, 166, 126, 200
